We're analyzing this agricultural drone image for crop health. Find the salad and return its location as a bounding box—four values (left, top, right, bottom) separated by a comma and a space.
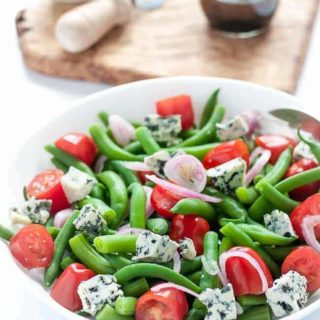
1, 90, 320, 320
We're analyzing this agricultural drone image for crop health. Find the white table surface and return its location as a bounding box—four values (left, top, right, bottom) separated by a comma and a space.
0, 1, 319, 319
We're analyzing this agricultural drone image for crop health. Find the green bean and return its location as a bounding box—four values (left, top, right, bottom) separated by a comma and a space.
185, 308, 206, 320
104, 253, 133, 269
69, 233, 114, 274
238, 305, 271, 320
220, 223, 280, 277
23, 186, 29, 201
129, 120, 143, 128
124, 141, 144, 154
237, 295, 266, 307
128, 183, 146, 229
145, 181, 156, 188
45, 216, 54, 228
258, 181, 299, 213
298, 127, 320, 162
97, 171, 128, 228
51, 157, 68, 173
146, 218, 169, 235
44, 210, 79, 287
60, 256, 76, 270
90, 183, 107, 201
217, 216, 244, 227
78, 197, 116, 224
180, 256, 203, 274
0, 224, 14, 241
264, 163, 274, 175
135, 126, 161, 155
115, 263, 201, 293
181, 105, 225, 146
237, 223, 297, 246
236, 187, 259, 205
111, 161, 141, 186
180, 129, 200, 140
47, 227, 60, 239
115, 297, 137, 316
255, 148, 292, 192
186, 271, 202, 285
122, 278, 150, 297
247, 217, 263, 226
96, 305, 134, 320
171, 198, 216, 222
219, 237, 234, 256
90, 125, 144, 161
264, 246, 297, 262
98, 111, 109, 127
199, 88, 220, 129
94, 234, 137, 254
168, 143, 219, 160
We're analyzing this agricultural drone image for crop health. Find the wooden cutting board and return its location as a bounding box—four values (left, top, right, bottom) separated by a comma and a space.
16, 0, 319, 93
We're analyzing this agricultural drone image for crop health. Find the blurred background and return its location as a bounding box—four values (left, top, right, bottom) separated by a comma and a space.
0, 0, 320, 319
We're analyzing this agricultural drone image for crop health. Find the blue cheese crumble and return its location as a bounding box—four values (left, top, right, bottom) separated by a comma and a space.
199, 284, 237, 320
73, 204, 106, 236
78, 275, 123, 316
179, 238, 197, 260
264, 210, 296, 238
144, 114, 182, 146
207, 158, 247, 196
266, 271, 308, 318
216, 116, 249, 141
61, 167, 96, 203
133, 230, 179, 263
293, 141, 318, 164
144, 150, 171, 178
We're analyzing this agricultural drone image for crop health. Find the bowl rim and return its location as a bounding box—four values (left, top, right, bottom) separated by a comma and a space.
6, 76, 320, 320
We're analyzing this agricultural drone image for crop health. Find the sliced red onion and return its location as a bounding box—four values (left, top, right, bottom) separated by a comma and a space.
120, 161, 150, 172
241, 111, 261, 136
164, 154, 207, 192
301, 215, 320, 252
249, 147, 264, 164
117, 224, 145, 235
245, 149, 271, 186
94, 155, 107, 173
109, 115, 136, 147
219, 249, 269, 294
53, 208, 73, 228
151, 283, 200, 298
143, 186, 154, 218
201, 256, 228, 286
146, 175, 221, 203
173, 251, 181, 273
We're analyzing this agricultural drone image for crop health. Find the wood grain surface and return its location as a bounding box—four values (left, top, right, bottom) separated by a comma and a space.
16, 0, 319, 92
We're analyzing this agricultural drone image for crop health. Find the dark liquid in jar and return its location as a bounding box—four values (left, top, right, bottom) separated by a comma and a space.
201, 0, 278, 34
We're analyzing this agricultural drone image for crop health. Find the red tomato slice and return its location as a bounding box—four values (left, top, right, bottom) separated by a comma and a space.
136, 287, 188, 320
137, 171, 154, 185
55, 133, 97, 166
51, 263, 95, 311
282, 246, 320, 292
156, 95, 194, 130
27, 169, 70, 214
225, 247, 273, 296
203, 139, 250, 169
169, 215, 210, 255
151, 185, 183, 219
256, 135, 294, 164
10, 224, 54, 269
290, 194, 320, 240
285, 158, 320, 202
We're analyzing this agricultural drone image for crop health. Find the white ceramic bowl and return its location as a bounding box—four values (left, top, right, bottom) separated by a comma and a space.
3, 77, 320, 319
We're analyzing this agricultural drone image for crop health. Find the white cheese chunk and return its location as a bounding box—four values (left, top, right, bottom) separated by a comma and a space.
293, 141, 318, 164
216, 116, 249, 141
78, 275, 123, 316
73, 204, 106, 236
266, 271, 308, 318
264, 209, 296, 237
61, 167, 96, 203
144, 114, 182, 146
9, 207, 32, 225
207, 158, 247, 195
199, 284, 237, 320
179, 238, 197, 260
144, 150, 171, 178
133, 231, 179, 263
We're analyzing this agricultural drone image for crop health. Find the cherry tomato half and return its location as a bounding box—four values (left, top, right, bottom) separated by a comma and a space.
10, 224, 54, 269
27, 169, 70, 214
156, 95, 194, 130
136, 287, 188, 320
285, 158, 320, 202
137, 171, 154, 185
203, 139, 250, 170
256, 135, 294, 164
50, 263, 95, 311
290, 194, 320, 240
55, 133, 96, 166
151, 185, 183, 219
169, 215, 210, 255
225, 247, 273, 296
282, 246, 320, 292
